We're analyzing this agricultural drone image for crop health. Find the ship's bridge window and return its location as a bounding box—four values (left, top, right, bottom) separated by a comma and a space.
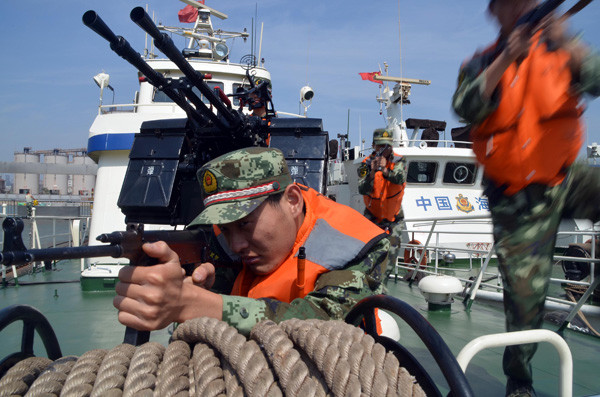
153, 81, 225, 104
443, 162, 478, 185
232, 83, 251, 107
407, 161, 438, 184
232, 82, 271, 107
232, 83, 252, 92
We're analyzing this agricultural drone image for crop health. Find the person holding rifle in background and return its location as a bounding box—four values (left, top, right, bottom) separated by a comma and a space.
114, 147, 390, 336
452, 0, 600, 395
358, 128, 407, 270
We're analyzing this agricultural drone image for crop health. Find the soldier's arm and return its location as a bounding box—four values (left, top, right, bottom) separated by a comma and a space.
221, 238, 390, 336
384, 157, 406, 185
452, 57, 501, 124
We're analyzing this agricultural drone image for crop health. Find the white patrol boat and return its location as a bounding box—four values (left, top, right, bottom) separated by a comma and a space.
327, 65, 495, 270
327, 64, 600, 323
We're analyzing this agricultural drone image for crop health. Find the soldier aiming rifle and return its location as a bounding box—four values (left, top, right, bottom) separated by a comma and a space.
358, 128, 407, 270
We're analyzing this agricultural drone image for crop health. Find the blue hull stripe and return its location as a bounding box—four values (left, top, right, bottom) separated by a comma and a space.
88, 133, 136, 154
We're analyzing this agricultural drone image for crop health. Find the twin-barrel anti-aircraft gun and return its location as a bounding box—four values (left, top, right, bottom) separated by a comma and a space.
1, 7, 331, 274
0, 7, 331, 344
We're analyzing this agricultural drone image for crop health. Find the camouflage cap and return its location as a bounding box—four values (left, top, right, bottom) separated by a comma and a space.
187, 147, 292, 226
373, 128, 393, 145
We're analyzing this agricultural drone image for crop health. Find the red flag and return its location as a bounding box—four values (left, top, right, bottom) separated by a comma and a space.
178, 4, 200, 23
359, 72, 383, 84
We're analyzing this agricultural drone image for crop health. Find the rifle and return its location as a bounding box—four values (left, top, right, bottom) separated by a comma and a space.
0, 216, 230, 346
0, 218, 218, 270
515, 0, 593, 28
365, 145, 394, 172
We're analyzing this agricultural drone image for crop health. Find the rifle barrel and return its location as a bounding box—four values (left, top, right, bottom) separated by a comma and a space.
0, 245, 122, 266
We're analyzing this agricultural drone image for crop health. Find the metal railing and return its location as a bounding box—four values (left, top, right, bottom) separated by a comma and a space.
389, 213, 600, 319
359, 139, 474, 156
456, 329, 573, 397
0, 207, 91, 286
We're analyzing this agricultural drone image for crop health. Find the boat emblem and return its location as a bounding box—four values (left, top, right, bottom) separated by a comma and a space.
455, 194, 474, 213
202, 170, 218, 194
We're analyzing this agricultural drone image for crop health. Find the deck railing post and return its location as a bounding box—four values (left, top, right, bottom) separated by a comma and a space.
456, 329, 573, 397
463, 243, 496, 311
11, 264, 18, 286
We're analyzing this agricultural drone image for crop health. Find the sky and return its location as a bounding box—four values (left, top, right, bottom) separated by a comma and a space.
1, 0, 599, 164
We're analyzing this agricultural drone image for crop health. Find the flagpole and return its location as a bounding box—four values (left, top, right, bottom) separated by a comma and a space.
397, 0, 403, 123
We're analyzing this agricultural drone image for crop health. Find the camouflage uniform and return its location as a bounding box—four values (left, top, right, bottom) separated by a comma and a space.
188, 147, 390, 336
358, 128, 407, 268
453, 35, 600, 393
489, 163, 600, 386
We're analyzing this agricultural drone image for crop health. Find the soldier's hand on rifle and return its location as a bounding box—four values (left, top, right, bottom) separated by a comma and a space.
506, 24, 532, 63
370, 156, 385, 171
114, 241, 223, 331
190, 262, 216, 289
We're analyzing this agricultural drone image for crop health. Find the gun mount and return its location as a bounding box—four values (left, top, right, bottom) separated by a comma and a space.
83, 8, 329, 226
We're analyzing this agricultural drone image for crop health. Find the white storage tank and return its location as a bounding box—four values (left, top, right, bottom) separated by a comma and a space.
43, 149, 68, 195
72, 153, 96, 196
14, 147, 40, 194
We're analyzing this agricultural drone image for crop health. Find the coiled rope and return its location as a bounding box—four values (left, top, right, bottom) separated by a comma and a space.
0, 317, 425, 396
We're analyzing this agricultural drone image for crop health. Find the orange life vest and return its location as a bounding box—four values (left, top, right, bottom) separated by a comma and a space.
471, 32, 584, 195
362, 156, 406, 223
231, 185, 387, 302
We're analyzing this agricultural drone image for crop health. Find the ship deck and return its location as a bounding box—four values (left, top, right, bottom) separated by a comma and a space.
1, 260, 599, 396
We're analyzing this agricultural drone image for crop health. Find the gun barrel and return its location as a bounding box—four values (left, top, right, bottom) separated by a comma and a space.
83, 10, 205, 126
0, 245, 122, 266
82, 10, 119, 45
517, 0, 565, 27
130, 7, 242, 130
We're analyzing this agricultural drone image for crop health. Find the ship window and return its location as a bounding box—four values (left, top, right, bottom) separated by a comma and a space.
407, 161, 438, 184
191, 82, 224, 104
232, 83, 251, 93
232, 83, 251, 107
443, 162, 478, 185
152, 81, 225, 104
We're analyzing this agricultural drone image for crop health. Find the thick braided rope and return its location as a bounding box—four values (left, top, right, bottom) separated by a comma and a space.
91, 343, 137, 396
172, 317, 282, 396
278, 319, 425, 397
61, 349, 107, 396
155, 340, 191, 396
0, 318, 426, 397
25, 355, 77, 396
123, 341, 165, 396
250, 320, 327, 397
0, 356, 51, 396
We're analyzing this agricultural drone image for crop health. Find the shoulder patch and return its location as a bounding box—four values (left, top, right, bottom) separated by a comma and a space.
358, 164, 368, 178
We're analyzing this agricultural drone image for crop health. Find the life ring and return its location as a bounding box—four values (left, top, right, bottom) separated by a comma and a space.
403, 240, 427, 282
404, 239, 427, 266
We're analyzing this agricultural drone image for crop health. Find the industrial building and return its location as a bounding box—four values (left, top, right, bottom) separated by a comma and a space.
1, 147, 97, 197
